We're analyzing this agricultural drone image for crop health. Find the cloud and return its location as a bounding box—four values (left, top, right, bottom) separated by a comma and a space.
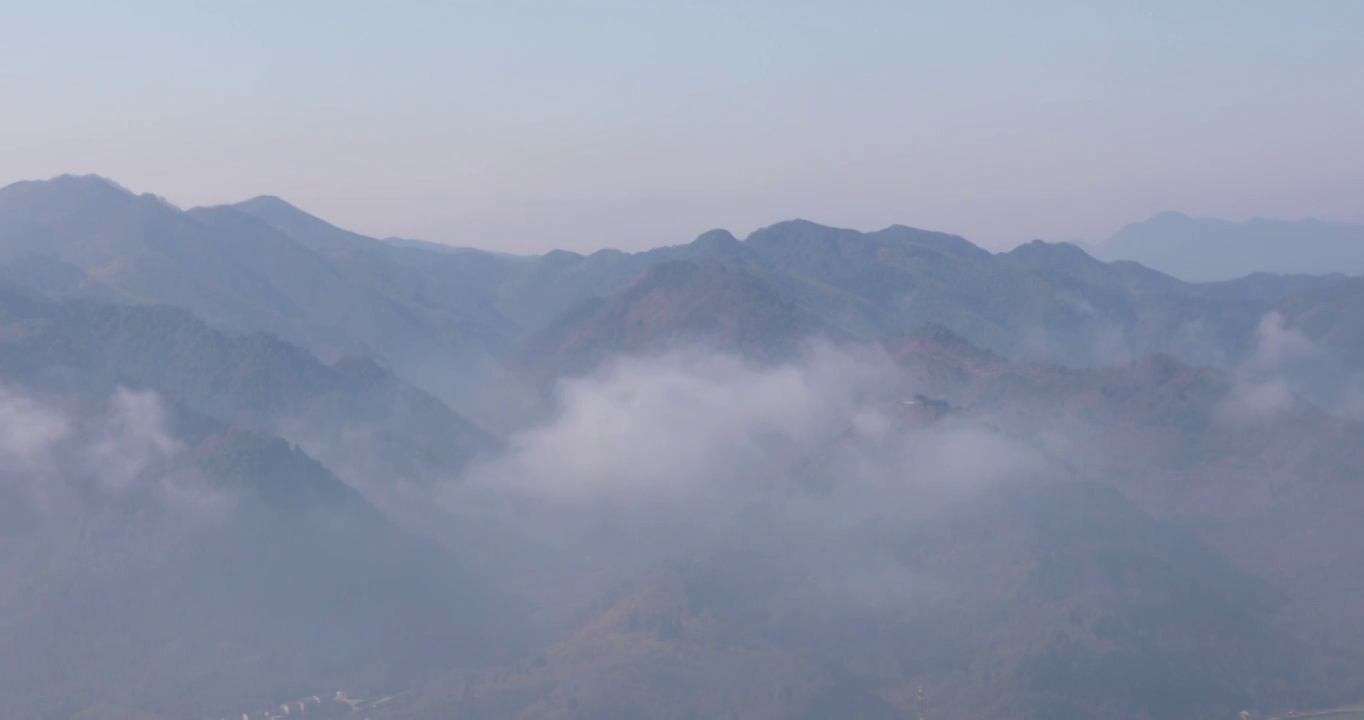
0, 385, 71, 472
1247, 312, 1324, 373
81, 388, 183, 493
471, 347, 874, 504
1222, 312, 1364, 421
442, 344, 1044, 615
0, 384, 225, 516
1219, 376, 1297, 420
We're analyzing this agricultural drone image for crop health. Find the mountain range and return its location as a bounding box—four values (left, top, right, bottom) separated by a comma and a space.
1089, 211, 1364, 282
2, 174, 1363, 719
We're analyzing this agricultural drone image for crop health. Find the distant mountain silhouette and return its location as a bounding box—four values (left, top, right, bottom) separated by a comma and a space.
383, 235, 532, 260
0, 175, 442, 360
8, 175, 1364, 719
12, 176, 1359, 389
520, 260, 821, 379
232, 194, 388, 255
0, 177, 518, 423
508, 219, 1357, 377
1092, 211, 1364, 281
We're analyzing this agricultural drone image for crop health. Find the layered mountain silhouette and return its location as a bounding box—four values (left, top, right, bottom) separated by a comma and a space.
0, 176, 508, 398
3, 174, 1364, 719
7, 176, 1359, 389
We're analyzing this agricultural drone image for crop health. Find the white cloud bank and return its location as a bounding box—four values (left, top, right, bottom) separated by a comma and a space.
442, 345, 1045, 615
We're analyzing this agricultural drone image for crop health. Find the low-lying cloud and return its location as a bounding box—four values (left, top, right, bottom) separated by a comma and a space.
1224, 312, 1364, 421
472, 347, 883, 504
441, 344, 1045, 618
1247, 312, 1323, 372
0, 384, 226, 517
0, 385, 71, 472
83, 388, 183, 493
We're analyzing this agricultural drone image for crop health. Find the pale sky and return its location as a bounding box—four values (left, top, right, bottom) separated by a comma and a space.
4, 1, 1362, 253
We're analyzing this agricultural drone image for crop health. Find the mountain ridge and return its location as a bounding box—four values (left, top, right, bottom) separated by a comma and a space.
1091, 211, 1364, 281
6, 173, 1364, 718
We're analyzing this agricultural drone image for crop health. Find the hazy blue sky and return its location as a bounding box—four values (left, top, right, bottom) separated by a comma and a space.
4, 1, 1362, 252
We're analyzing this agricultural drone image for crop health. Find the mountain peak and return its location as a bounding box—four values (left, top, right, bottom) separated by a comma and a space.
749, 218, 834, 236
743, 219, 858, 253
0, 174, 184, 223
229, 194, 385, 254
233, 194, 298, 213
692, 228, 739, 246
48, 173, 135, 195
230, 194, 314, 221
1006, 238, 1098, 262
2, 173, 137, 201
873, 224, 990, 259
687, 228, 753, 259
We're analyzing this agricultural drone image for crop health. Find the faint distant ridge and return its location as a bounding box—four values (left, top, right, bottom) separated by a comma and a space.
1092, 211, 1364, 281
383, 235, 532, 261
